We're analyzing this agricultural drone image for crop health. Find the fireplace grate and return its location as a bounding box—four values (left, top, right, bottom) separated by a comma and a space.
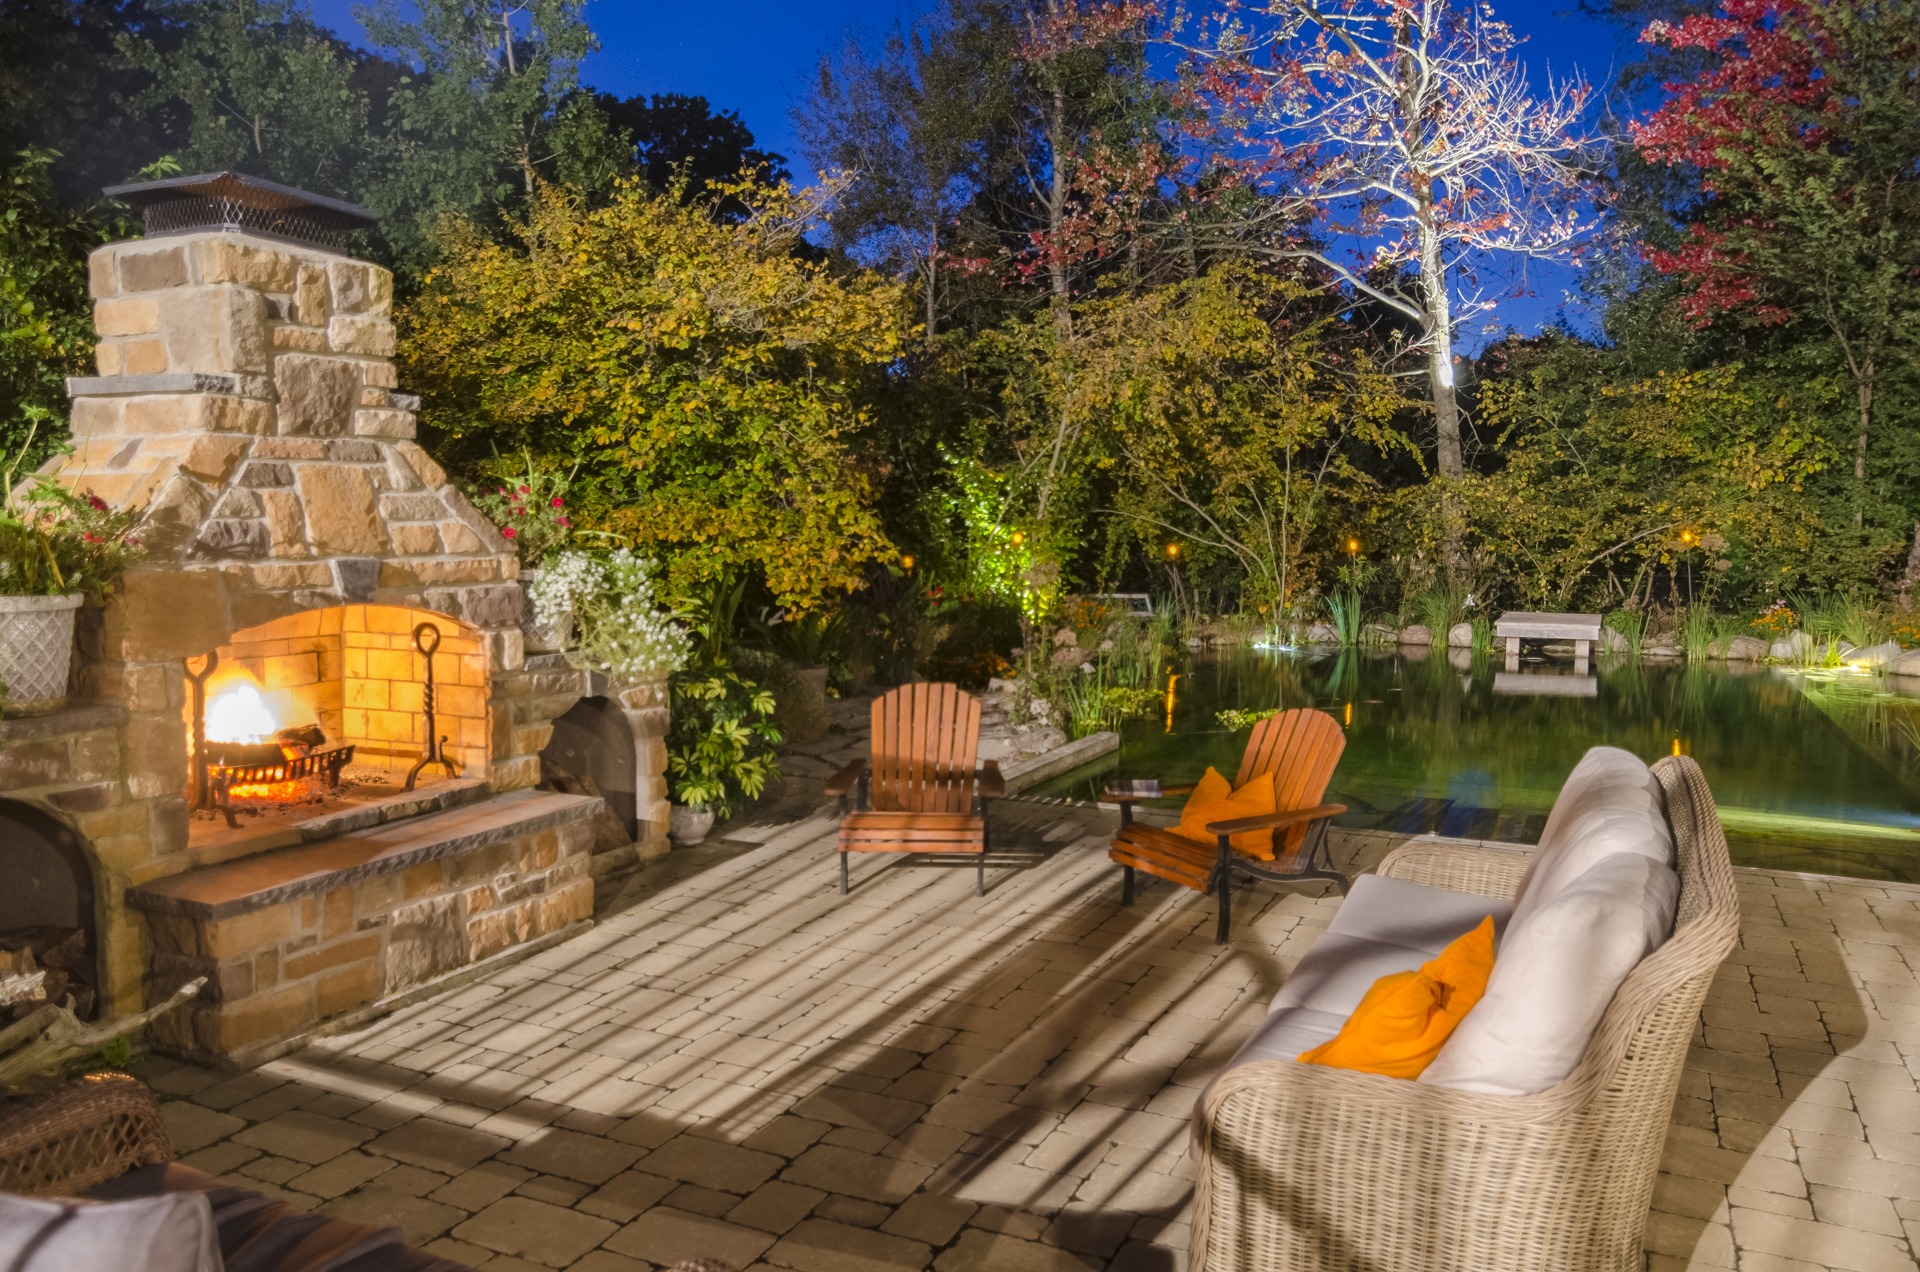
206, 745, 355, 827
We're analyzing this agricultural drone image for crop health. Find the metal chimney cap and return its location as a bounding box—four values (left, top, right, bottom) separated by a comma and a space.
102, 171, 376, 250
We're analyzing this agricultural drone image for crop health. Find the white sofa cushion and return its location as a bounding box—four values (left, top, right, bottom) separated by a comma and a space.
1419, 852, 1680, 1095
1327, 873, 1515, 951
1221, 1006, 1349, 1072
1511, 746, 1671, 929
0, 1190, 219, 1272
1271, 875, 1513, 1017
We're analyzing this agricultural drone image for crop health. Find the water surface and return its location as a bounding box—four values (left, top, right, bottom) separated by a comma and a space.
1034, 647, 1920, 881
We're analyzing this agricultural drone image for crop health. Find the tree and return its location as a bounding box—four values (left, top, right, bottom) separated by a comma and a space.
796, 28, 985, 342
123, 0, 372, 196
601, 92, 787, 195
0, 151, 119, 460
1458, 343, 1830, 607
1631, 0, 1920, 534
0, 0, 173, 204
355, 0, 597, 264
1173, 0, 1597, 485
401, 178, 908, 607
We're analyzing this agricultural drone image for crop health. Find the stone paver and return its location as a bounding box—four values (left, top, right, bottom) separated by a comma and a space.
137, 791, 1920, 1271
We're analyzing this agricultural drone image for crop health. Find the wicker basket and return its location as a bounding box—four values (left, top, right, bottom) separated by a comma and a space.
0, 1072, 172, 1197
1187, 755, 1742, 1272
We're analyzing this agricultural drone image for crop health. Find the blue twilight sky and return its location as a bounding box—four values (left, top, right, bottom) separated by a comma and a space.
305, 1, 1648, 339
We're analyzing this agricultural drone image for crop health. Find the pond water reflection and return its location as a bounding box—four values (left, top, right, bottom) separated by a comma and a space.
1032, 647, 1920, 881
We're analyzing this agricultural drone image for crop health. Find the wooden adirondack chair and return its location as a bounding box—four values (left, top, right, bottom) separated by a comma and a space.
824, 684, 1005, 896
1107, 708, 1349, 943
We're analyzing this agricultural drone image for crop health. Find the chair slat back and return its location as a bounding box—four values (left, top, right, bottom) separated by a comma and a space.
1234, 708, 1346, 858
869, 683, 982, 814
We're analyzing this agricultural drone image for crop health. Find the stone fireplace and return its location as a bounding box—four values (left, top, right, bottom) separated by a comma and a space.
0, 174, 670, 1066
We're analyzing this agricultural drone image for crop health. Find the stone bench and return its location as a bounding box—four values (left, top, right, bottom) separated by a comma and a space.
128, 788, 599, 1067
1494, 611, 1603, 672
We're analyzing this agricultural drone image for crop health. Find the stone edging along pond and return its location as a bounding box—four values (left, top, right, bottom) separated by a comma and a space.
1206, 618, 1920, 678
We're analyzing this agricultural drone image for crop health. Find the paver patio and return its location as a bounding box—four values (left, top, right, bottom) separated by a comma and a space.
136, 788, 1920, 1272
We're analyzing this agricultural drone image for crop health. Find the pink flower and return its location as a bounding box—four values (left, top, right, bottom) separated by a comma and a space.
502, 527, 517, 539
87, 493, 108, 511
551, 495, 563, 507
556, 517, 570, 527
518, 485, 531, 494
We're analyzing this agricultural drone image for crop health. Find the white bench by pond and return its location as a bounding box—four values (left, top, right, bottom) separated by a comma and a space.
1496, 611, 1603, 672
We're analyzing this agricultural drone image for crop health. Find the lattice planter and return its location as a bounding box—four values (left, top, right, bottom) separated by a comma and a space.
0, 594, 84, 716
519, 569, 574, 653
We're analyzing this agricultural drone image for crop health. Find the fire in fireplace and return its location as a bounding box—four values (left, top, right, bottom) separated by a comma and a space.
187, 655, 355, 824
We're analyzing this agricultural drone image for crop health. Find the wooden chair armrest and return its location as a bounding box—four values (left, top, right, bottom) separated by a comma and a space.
977, 761, 1005, 799
1205, 803, 1347, 837
1159, 783, 1197, 797
823, 759, 867, 798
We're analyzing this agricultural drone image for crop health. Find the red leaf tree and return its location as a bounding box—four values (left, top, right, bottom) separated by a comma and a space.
1631, 0, 1920, 530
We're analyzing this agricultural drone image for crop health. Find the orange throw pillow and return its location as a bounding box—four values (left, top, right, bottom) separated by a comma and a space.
1298, 916, 1497, 1079
1174, 767, 1280, 856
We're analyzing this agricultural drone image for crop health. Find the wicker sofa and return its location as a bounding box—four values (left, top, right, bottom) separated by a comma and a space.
1188, 754, 1740, 1272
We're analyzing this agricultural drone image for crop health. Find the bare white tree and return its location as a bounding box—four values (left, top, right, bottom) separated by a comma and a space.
1176, 0, 1598, 479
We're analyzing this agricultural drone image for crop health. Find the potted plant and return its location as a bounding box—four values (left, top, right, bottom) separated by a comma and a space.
473, 453, 576, 652
666, 663, 783, 843
0, 417, 144, 716
528, 548, 690, 683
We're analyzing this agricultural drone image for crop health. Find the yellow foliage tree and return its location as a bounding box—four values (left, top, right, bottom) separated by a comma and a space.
401, 178, 908, 606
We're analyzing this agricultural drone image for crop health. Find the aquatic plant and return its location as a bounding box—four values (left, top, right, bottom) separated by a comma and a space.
1679, 607, 1733, 661
1325, 589, 1364, 647
1410, 581, 1469, 641
1217, 706, 1283, 730
1791, 591, 1890, 651
1604, 610, 1647, 659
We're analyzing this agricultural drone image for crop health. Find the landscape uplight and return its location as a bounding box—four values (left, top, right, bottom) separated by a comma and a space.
1165, 542, 1181, 560
900, 554, 915, 571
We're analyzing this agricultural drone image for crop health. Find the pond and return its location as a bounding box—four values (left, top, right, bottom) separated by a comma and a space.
1030, 646, 1920, 882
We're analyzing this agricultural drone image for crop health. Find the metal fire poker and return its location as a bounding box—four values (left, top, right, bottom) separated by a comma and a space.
404, 621, 461, 791
183, 651, 219, 811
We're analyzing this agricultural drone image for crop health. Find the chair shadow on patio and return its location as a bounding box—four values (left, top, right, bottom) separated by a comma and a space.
145, 794, 1351, 1270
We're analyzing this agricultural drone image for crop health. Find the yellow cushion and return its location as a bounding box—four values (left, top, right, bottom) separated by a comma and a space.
1297, 916, 1498, 1079
1175, 767, 1280, 857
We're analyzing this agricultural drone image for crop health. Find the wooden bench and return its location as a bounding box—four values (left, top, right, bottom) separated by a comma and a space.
1494, 611, 1603, 672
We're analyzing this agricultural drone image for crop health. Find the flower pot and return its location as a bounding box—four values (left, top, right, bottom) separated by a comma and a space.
519, 569, 574, 653
669, 804, 716, 846
0, 594, 84, 716
772, 664, 831, 744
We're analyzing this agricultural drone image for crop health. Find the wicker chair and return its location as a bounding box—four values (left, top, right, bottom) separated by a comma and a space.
0, 1072, 173, 1197
1188, 755, 1741, 1272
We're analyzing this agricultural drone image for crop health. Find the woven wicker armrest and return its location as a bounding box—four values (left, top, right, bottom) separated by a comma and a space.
1377, 835, 1534, 901
0, 1073, 173, 1197
823, 759, 867, 798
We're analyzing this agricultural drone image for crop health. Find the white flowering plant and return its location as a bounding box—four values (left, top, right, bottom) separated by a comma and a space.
529, 549, 690, 681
